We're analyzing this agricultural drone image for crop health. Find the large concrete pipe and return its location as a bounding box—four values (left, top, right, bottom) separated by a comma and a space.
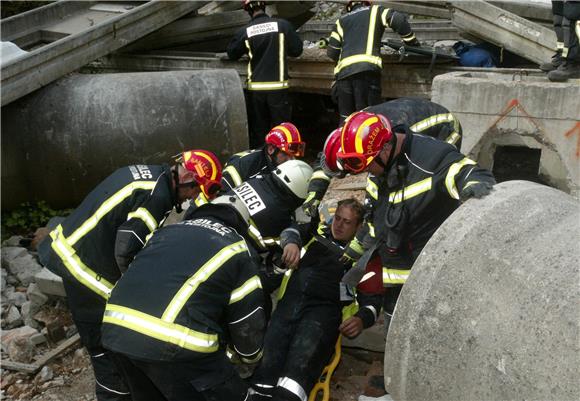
1, 70, 247, 209
384, 181, 580, 401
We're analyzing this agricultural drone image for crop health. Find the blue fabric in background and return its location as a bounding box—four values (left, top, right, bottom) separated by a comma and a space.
453, 41, 499, 67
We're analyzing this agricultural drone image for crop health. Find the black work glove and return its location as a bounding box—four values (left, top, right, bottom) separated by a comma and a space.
301, 192, 321, 218
460, 181, 494, 201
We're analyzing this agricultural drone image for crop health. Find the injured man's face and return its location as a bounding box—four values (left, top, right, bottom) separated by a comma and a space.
331, 205, 360, 242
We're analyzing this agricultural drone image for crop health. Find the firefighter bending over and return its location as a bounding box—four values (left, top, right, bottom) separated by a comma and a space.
38, 150, 222, 401
101, 195, 265, 401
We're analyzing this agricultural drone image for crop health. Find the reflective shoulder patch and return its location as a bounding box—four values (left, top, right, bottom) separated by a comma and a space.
247, 22, 279, 38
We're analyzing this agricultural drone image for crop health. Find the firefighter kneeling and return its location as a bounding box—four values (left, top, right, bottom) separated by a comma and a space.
101, 195, 266, 401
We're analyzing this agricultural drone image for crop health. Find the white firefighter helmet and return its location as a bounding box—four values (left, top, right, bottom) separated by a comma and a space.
273, 160, 313, 200
211, 195, 251, 225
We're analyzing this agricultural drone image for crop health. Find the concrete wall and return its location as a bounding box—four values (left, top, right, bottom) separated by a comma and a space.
384, 180, 580, 401
432, 71, 580, 198
1, 69, 248, 209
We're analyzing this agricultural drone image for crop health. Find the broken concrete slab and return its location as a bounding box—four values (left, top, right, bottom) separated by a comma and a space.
384, 181, 580, 401
33, 268, 65, 298
431, 71, 580, 198
1, 247, 28, 269
26, 283, 49, 306
5, 253, 42, 286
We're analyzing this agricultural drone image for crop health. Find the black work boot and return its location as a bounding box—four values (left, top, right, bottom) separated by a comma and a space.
540, 51, 563, 72
548, 60, 580, 82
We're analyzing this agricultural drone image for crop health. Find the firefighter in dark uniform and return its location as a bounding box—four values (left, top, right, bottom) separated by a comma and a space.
189, 160, 314, 319
327, 1, 419, 123
101, 195, 266, 401
221, 122, 306, 193
336, 111, 495, 337
251, 199, 382, 401
38, 150, 222, 401
302, 98, 463, 218
227, 1, 304, 147
543, 1, 580, 81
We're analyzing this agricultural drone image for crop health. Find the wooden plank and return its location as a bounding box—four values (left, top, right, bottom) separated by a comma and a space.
1, 334, 80, 374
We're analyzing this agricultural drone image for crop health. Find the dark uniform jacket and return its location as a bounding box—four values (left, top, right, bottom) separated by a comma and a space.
361, 131, 495, 285
221, 147, 275, 193
186, 173, 302, 254
307, 98, 463, 205
279, 220, 382, 329
38, 164, 175, 320
327, 4, 416, 80
101, 206, 265, 363
227, 13, 303, 91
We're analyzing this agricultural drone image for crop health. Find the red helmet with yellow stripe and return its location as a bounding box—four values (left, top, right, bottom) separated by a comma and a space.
336, 111, 393, 174
265, 122, 306, 157
321, 128, 342, 174
175, 150, 222, 199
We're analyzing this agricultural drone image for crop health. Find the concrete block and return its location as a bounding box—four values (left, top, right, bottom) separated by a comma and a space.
1, 236, 23, 247
34, 268, 66, 297
5, 253, 43, 286
1, 326, 38, 352
26, 283, 49, 306
432, 71, 580, 198
384, 181, 580, 401
1, 247, 27, 269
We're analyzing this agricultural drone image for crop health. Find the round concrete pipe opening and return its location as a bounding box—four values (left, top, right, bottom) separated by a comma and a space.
471, 127, 571, 194
384, 181, 580, 400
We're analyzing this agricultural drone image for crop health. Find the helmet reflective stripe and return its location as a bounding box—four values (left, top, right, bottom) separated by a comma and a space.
192, 151, 219, 181
103, 304, 219, 353
162, 241, 248, 322
355, 115, 379, 154
278, 125, 293, 143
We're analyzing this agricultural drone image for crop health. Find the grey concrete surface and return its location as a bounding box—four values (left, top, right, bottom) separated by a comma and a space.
384, 181, 580, 401
1, 69, 248, 209
432, 71, 580, 198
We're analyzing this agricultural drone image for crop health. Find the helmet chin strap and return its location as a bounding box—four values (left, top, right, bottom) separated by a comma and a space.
373, 134, 398, 175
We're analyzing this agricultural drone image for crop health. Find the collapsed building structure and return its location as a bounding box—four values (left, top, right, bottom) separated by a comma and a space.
1, 1, 579, 399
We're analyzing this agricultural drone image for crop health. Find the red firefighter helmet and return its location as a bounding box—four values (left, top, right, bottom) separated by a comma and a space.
265, 122, 306, 157
175, 150, 222, 199
336, 111, 393, 174
321, 128, 342, 174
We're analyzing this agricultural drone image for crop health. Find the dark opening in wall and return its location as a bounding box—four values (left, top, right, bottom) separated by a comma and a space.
492, 146, 546, 185
290, 92, 339, 164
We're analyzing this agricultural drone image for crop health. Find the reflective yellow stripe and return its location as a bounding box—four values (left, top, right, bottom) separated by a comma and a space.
355, 115, 378, 154
366, 177, 378, 200
247, 81, 289, 90
127, 207, 157, 232
277, 269, 293, 300
402, 33, 417, 42
348, 238, 364, 256
263, 237, 280, 247
229, 276, 262, 304
162, 241, 247, 322
224, 165, 243, 187
336, 20, 343, 38
335, 54, 382, 74
445, 158, 477, 200
194, 193, 209, 207
311, 170, 331, 181
247, 220, 266, 249
103, 304, 218, 353
279, 33, 284, 82
330, 31, 341, 42
245, 39, 252, 80
382, 267, 410, 284
381, 8, 389, 27
388, 177, 432, 204
446, 132, 461, 146
68, 181, 157, 245
50, 225, 114, 299
368, 223, 375, 238
304, 192, 316, 203
410, 113, 456, 133
366, 6, 379, 55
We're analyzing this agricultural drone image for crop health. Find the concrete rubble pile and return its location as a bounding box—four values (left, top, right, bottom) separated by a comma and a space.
0, 234, 86, 401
